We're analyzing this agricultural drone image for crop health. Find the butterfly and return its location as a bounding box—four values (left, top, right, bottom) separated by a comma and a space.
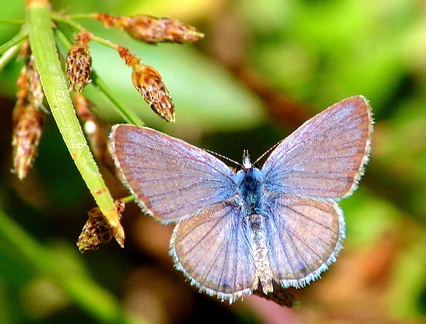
110, 95, 373, 303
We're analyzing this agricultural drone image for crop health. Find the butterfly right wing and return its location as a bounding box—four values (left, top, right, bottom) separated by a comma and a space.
110, 125, 237, 223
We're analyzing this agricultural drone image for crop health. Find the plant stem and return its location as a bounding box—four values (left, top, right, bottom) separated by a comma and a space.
0, 44, 21, 73
26, 0, 124, 243
0, 28, 27, 55
51, 12, 119, 49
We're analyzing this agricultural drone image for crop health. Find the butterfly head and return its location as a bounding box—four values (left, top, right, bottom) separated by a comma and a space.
242, 150, 252, 170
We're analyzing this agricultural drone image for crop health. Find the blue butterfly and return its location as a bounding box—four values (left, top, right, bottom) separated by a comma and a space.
110, 96, 373, 303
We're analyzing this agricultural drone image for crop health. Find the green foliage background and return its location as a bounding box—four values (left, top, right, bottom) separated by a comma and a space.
0, 0, 425, 323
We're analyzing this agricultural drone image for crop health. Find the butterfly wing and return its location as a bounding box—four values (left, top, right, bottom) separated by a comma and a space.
170, 201, 257, 302
262, 194, 345, 288
262, 95, 373, 199
110, 125, 237, 223
259, 96, 372, 288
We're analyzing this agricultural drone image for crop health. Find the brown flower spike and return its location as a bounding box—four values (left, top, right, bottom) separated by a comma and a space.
26, 56, 44, 109
118, 46, 175, 122
66, 30, 93, 92
94, 13, 204, 44
77, 199, 125, 252
131, 64, 175, 122
12, 102, 44, 180
12, 55, 45, 180
77, 206, 114, 253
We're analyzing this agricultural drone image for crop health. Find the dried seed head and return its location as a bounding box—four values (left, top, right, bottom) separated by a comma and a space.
12, 102, 44, 180
11, 62, 45, 180
112, 199, 125, 248
131, 64, 175, 122
66, 30, 93, 92
27, 55, 44, 109
77, 206, 113, 253
93, 13, 121, 28
94, 13, 204, 44
116, 46, 175, 122
16, 64, 29, 103
18, 39, 31, 60
121, 15, 204, 44
74, 93, 95, 123
77, 199, 125, 252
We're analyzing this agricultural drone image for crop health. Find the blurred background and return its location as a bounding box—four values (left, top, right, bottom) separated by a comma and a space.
1, 0, 426, 323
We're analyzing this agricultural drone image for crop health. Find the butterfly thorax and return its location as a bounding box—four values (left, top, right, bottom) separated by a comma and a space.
236, 153, 263, 215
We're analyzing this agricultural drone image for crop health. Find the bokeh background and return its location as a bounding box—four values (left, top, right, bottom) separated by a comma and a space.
1, 0, 426, 323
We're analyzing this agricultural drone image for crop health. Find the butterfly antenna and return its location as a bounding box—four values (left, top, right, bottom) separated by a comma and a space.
253, 140, 282, 165
204, 149, 241, 167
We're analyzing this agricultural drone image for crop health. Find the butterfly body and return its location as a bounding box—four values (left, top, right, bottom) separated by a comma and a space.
110, 95, 373, 303
235, 156, 263, 214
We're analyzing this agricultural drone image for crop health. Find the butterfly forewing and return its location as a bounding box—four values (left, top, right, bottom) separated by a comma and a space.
262, 96, 372, 199
111, 125, 237, 222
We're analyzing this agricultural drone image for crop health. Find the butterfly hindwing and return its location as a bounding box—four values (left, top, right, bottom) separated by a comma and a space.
262, 194, 345, 288
170, 201, 257, 302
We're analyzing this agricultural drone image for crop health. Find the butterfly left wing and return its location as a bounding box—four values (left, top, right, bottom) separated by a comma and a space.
110, 125, 237, 223
257, 96, 370, 289
262, 96, 372, 200
171, 201, 257, 302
